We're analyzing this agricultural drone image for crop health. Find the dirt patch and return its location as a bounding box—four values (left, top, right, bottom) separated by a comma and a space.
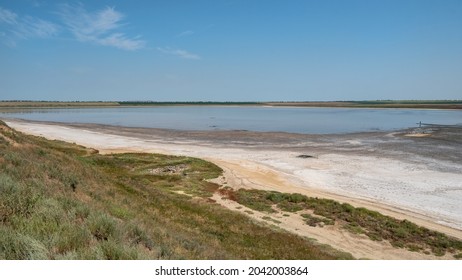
147, 164, 187, 175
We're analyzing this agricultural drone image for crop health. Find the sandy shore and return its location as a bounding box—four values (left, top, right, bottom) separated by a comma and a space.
5, 119, 462, 259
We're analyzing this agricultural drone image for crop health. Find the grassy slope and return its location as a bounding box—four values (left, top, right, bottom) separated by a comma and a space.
0, 121, 351, 260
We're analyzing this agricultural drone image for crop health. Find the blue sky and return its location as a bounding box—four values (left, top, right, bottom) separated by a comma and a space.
1, 0, 461, 101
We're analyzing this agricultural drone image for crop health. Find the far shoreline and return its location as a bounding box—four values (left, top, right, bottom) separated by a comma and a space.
1, 100, 462, 110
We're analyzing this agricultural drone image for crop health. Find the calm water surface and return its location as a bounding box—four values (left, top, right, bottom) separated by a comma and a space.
1, 106, 461, 134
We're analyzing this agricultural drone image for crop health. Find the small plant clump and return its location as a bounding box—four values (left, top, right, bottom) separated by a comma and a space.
301, 214, 334, 227
262, 216, 281, 224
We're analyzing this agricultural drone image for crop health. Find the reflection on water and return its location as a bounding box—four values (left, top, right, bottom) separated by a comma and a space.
1, 106, 461, 134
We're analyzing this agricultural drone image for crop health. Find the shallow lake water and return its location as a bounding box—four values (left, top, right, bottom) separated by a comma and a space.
1, 106, 461, 134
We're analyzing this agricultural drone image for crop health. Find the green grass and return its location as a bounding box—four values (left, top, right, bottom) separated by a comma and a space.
225, 189, 462, 257
0, 121, 351, 260
262, 216, 282, 224
301, 214, 334, 227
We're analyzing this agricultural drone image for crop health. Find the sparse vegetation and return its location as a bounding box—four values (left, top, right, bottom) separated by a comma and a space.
262, 216, 281, 224
265, 100, 462, 109
301, 214, 334, 227
224, 189, 462, 257
0, 121, 351, 260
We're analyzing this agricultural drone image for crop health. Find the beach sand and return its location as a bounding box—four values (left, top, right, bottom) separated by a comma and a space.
5, 119, 462, 259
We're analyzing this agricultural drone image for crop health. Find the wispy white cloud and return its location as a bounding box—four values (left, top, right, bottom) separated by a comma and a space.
31, 1, 45, 8
177, 30, 194, 37
16, 16, 59, 38
57, 4, 145, 51
158, 47, 201, 60
1, 4, 145, 50
0, 6, 58, 46
0, 7, 18, 24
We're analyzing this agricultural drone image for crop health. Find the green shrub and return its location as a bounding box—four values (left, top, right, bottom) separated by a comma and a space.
0, 174, 40, 222
0, 227, 48, 259
55, 225, 92, 254
125, 223, 154, 250
277, 201, 304, 212
87, 214, 118, 241
99, 240, 139, 260
265, 192, 285, 203
235, 189, 275, 213
343, 223, 364, 235
302, 214, 334, 227
287, 193, 307, 203
59, 197, 91, 220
